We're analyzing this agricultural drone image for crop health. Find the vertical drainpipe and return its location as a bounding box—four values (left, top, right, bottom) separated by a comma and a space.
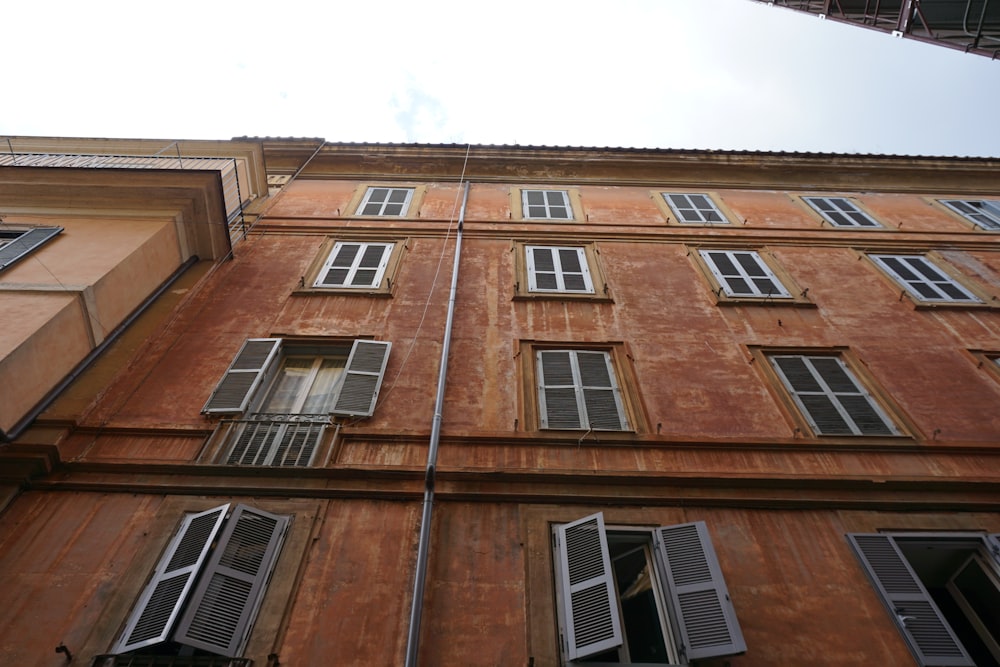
404, 180, 470, 667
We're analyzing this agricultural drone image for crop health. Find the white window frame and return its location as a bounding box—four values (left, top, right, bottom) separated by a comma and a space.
870, 254, 981, 303
553, 513, 746, 665
356, 187, 414, 216
536, 350, 628, 431
803, 196, 881, 227
699, 249, 791, 298
769, 354, 899, 436
522, 189, 573, 220
940, 199, 1000, 231
313, 241, 394, 289
525, 246, 595, 294
663, 193, 729, 224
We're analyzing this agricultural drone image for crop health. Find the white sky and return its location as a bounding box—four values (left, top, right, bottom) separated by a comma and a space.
4, 0, 1000, 156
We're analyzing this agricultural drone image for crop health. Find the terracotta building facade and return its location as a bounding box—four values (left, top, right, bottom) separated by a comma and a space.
1, 139, 1000, 666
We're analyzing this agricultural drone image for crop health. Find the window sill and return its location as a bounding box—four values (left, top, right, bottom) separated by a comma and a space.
712, 297, 816, 308
291, 287, 394, 298
514, 292, 614, 303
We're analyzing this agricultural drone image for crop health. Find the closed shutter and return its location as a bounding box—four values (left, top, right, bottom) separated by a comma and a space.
848, 534, 973, 667
0, 226, 62, 270
203, 339, 282, 414
700, 250, 790, 298
576, 351, 627, 430
538, 350, 583, 429
174, 505, 289, 656
331, 340, 391, 416
554, 513, 623, 660
113, 505, 230, 653
655, 521, 746, 661
526, 246, 593, 293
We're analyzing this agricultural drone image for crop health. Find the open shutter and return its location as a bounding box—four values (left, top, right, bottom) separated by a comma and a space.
113, 504, 230, 653
174, 505, 289, 656
202, 339, 281, 414
554, 512, 623, 661
331, 340, 391, 416
848, 534, 973, 667
0, 226, 62, 270
655, 521, 746, 661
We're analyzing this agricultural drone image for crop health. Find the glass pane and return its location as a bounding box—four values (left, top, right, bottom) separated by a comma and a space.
301, 359, 346, 413
262, 359, 313, 412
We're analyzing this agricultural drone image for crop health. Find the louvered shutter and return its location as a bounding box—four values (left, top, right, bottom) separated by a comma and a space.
113, 505, 230, 653
174, 505, 289, 656
0, 227, 62, 270
538, 350, 583, 429
202, 339, 282, 414
576, 351, 627, 430
554, 513, 623, 660
655, 521, 746, 661
848, 534, 973, 666
331, 340, 391, 416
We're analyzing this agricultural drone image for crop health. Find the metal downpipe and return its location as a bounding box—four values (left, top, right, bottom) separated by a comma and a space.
404, 180, 470, 667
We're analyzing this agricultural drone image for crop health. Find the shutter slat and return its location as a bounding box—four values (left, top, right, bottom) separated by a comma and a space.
331, 340, 391, 416
203, 340, 281, 414
174, 505, 289, 656
113, 505, 230, 653
656, 521, 746, 661
0, 226, 63, 270
848, 534, 973, 666
555, 513, 623, 660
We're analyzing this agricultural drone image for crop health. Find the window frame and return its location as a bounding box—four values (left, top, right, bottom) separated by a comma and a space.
656, 192, 732, 225
519, 342, 644, 435
342, 184, 427, 219
752, 348, 908, 439
692, 247, 811, 305
511, 187, 583, 221
848, 531, 1000, 667
866, 252, 988, 306
298, 238, 407, 295
201, 338, 392, 466
513, 241, 611, 301
937, 199, 1000, 231
800, 195, 883, 228
552, 512, 746, 665
0, 225, 63, 271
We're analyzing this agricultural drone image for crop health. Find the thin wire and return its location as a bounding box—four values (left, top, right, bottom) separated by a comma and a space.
369, 144, 472, 412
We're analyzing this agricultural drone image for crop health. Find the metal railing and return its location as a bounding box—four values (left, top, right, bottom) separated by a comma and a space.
91, 655, 251, 667
207, 413, 331, 467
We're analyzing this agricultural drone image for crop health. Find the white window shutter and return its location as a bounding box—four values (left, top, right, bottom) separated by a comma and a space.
113, 504, 230, 653
173, 505, 289, 656
848, 534, 973, 667
655, 521, 746, 661
331, 340, 391, 416
202, 339, 282, 414
554, 512, 623, 660
0, 226, 62, 270
576, 351, 627, 430
538, 350, 583, 429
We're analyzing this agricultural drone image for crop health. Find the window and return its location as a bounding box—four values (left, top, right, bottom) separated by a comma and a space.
356, 187, 414, 216
698, 249, 792, 299
662, 193, 729, 224
313, 241, 394, 289
849, 532, 1000, 667
768, 354, 899, 436
803, 196, 881, 227
526, 246, 595, 294
202, 338, 391, 466
940, 199, 1000, 231
553, 512, 746, 665
537, 350, 628, 431
522, 189, 573, 220
0, 226, 62, 271
112, 503, 288, 659
869, 254, 982, 303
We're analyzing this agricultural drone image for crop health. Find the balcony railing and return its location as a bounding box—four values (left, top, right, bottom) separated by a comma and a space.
91, 655, 251, 667
206, 413, 331, 467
